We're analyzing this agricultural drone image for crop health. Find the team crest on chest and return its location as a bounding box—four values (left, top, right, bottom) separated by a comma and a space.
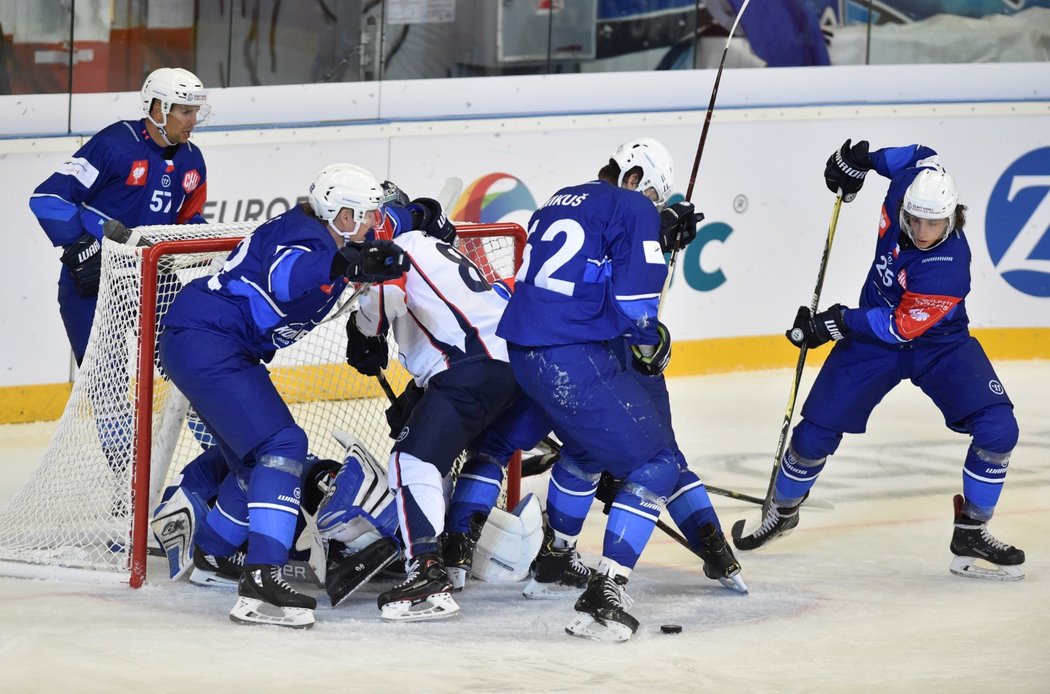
182, 169, 201, 193
126, 160, 148, 186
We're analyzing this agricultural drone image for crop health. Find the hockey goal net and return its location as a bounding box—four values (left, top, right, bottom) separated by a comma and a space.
0, 221, 526, 587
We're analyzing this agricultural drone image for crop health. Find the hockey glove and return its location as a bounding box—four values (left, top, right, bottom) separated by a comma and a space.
630, 321, 672, 376
385, 381, 425, 439
60, 233, 103, 296
345, 312, 389, 376
380, 180, 410, 207
824, 139, 872, 203
658, 201, 703, 253
786, 304, 850, 349
330, 240, 409, 283
595, 472, 625, 515
407, 197, 457, 245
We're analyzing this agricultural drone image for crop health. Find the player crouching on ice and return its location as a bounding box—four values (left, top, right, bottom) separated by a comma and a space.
732, 140, 1025, 582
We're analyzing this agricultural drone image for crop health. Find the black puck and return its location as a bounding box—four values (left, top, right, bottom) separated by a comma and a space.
660, 624, 682, 634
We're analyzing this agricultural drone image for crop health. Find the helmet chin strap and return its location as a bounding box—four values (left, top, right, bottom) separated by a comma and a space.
147, 110, 177, 147
330, 220, 363, 246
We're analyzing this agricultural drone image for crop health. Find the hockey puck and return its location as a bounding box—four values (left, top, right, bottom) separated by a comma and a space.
660, 624, 682, 634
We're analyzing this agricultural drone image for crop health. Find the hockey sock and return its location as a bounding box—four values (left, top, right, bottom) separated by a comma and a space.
604, 485, 660, 571
446, 456, 504, 533
246, 456, 304, 566
666, 470, 721, 549
546, 457, 600, 539
389, 451, 445, 557
774, 445, 826, 506
962, 445, 1009, 519
197, 473, 249, 557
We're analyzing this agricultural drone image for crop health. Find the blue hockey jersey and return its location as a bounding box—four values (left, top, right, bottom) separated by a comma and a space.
843, 145, 972, 345
497, 180, 667, 347
30, 119, 208, 247
161, 205, 350, 359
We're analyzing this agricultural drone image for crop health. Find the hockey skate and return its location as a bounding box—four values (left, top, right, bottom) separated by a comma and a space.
949, 495, 1025, 582
442, 513, 486, 592
151, 488, 207, 580
696, 523, 748, 593
730, 493, 807, 551
565, 570, 638, 643
230, 564, 317, 629
189, 545, 244, 588
522, 525, 594, 599
378, 553, 460, 622
326, 536, 402, 607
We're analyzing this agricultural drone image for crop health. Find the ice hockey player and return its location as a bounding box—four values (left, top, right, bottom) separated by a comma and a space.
30, 67, 211, 365
733, 140, 1025, 582
156, 163, 408, 628
496, 137, 705, 641
345, 192, 519, 621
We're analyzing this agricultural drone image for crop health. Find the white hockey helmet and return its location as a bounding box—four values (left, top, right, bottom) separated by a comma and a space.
309, 163, 384, 240
611, 137, 675, 206
899, 166, 959, 250
141, 67, 211, 126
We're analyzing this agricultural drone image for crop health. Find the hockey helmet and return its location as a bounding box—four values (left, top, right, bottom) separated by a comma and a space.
309, 163, 384, 241
611, 137, 675, 206
141, 67, 210, 126
899, 166, 958, 250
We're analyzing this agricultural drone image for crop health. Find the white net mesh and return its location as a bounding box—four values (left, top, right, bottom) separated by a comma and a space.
0, 221, 524, 583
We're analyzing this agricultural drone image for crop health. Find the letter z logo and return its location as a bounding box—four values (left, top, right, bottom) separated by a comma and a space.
986, 147, 1050, 297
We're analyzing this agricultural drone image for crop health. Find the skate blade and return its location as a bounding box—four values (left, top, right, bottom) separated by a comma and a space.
949, 555, 1025, 582
229, 597, 315, 629
522, 578, 585, 600
564, 614, 633, 643
447, 567, 467, 593
189, 568, 239, 589
718, 573, 749, 594
380, 592, 460, 622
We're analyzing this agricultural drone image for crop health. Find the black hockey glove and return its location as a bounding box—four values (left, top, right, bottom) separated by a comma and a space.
630, 321, 672, 376
345, 312, 389, 376
407, 197, 457, 245
60, 233, 103, 296
595, 472, 625, 515
824, 139, 872, 203
381, 180, 410, 207
330, 239, 409, 283
786, 304, 850, 349
385, 380, 425, 439
658, 201, 703, 253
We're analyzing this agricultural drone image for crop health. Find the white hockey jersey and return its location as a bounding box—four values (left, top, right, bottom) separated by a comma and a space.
355, 229, 509, 388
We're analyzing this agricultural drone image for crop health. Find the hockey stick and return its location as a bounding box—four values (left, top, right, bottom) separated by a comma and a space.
660, 0, 752, 312
729, 196, 843, 546
436, 176, 464, 217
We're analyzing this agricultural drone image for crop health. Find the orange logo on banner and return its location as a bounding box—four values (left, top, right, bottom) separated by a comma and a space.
126, 160, 148, 186
183, 170, 201, 193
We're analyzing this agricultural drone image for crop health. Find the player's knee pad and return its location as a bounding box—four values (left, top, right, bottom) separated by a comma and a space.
966, 404, 1018, 454
550, 454, 602, 491
255, 425, 309, 466
791, 419, 843, 460
622, 446, 679, 500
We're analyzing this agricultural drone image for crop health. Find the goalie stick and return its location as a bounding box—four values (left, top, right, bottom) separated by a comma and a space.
731, 195, 844, 549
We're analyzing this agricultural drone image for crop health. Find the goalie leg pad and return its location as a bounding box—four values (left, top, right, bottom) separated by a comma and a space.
326, 536, 403, 607
151, 488, 208, 580
471, 493, 543, 583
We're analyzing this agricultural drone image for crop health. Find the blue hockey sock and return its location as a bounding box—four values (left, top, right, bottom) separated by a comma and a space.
546, 458, 599, 540
962, 445, 1009, 517
604, 487, 660, 571
774, 446, 826, 506
245, 458, 303, 566
196, 474, 248, 557
447, 456, 504, 533
667, 469, 721, 549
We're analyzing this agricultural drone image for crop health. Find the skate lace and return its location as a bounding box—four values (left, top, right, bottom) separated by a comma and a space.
268, 567, 295, 592
979, 526, 1010, 552
397, 559, 422, 588
568, 551, 590, 577
756, 504, 783, 535
603, 578, 634, 610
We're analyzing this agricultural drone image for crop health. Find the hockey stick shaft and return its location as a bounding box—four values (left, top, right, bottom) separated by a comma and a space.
759, 195, 844, 505
661, 0, 752, 314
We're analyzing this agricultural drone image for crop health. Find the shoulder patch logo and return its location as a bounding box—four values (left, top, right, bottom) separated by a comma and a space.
897, 268, 907, 290
878, 205, 891, 238
182, 170, 201, 193
126, 160, 148, 186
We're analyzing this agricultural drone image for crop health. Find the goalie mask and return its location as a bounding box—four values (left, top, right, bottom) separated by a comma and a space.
140, 67, 211, 134
612, 137, 674, 207
309, 163, 384, 243
899, 166, 958, 251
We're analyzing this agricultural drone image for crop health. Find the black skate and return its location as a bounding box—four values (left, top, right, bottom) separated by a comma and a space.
378, 553, 460, 622
731, 493, 807, 551
325, 536, 402, 607
441, 512, 487, 592
522, 524, 595, 599
696, 523, 748, 593
565, 571, 639, 643
189, 545, 244, 588
949, 494, 1025, 582
230, 564, 316, 629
